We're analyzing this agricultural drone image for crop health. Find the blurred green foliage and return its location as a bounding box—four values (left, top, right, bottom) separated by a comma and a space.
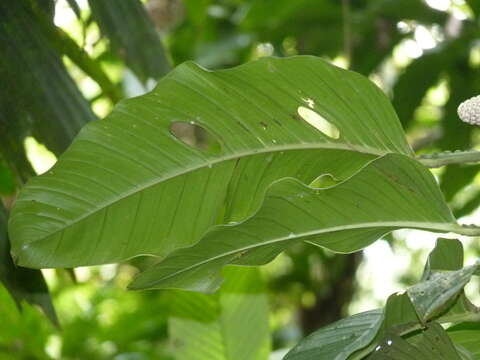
0, 266, 172, 359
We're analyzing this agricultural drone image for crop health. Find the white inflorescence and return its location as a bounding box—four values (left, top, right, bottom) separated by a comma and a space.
458, 95, 480, 125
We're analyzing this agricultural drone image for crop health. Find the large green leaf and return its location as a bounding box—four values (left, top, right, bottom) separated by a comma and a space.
9, 56, 413, 269
129, 154, 461, 292
169, 267, 270, 360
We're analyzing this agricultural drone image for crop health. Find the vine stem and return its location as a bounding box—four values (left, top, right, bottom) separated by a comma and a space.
453, 224, 480, 237
417, 150, 480, 168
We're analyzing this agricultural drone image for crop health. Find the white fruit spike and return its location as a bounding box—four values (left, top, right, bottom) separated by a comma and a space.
458, 95, 480, 125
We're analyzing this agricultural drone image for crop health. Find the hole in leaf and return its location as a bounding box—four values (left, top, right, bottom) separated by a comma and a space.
297, 106, 340, 139
169, 122, 222, 153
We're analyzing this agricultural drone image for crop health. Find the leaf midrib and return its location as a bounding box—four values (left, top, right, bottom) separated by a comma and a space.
131, 220, 460, 289
16, 142, 389, 248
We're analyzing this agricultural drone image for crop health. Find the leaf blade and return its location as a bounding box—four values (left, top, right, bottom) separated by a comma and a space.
10, 56, 414, 269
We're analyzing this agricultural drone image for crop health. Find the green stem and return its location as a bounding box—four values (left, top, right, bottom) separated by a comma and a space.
417, 150, 480, 168
453, 224, 480, 237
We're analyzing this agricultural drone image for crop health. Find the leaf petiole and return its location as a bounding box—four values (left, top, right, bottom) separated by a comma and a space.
417, 150, 480, 168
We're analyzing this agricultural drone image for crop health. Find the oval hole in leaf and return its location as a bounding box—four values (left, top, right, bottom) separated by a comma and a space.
169, 122, 222, 153
297, 106, 340, 139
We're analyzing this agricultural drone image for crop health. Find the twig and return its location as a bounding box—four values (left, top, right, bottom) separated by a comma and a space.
452, 223, 480, 237
417, 150, 480, 168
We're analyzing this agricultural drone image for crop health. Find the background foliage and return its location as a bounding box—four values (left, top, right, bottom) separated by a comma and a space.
1, 0, 480, 359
